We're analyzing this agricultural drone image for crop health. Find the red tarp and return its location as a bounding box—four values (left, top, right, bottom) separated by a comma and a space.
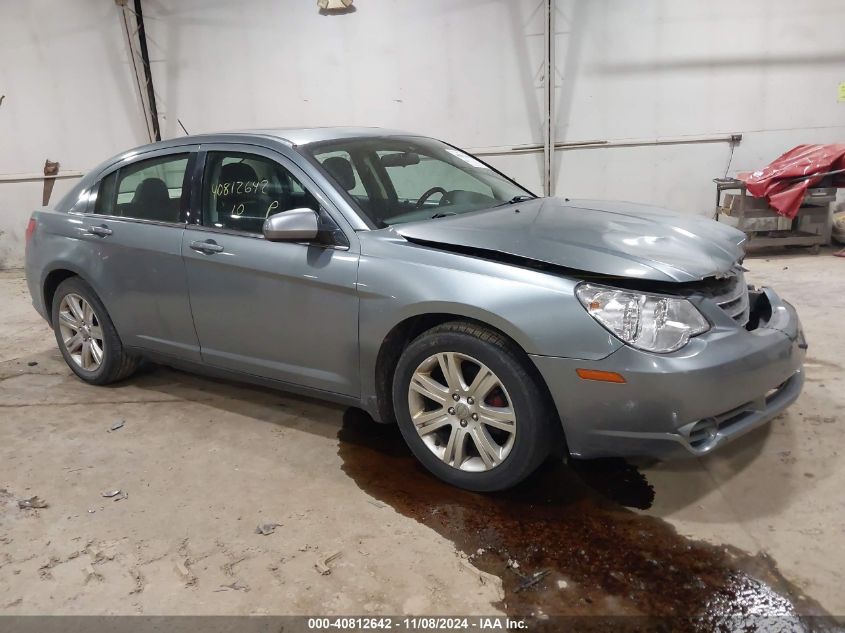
741, 144, 845, 218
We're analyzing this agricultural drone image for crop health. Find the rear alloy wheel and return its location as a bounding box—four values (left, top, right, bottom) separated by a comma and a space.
58, 293, 105, 371
393, 321, 554, 491
51, 277, 138, 385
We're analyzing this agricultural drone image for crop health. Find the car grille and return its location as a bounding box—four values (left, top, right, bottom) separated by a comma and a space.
712, 270, 750, 326
691, 268, 751, 327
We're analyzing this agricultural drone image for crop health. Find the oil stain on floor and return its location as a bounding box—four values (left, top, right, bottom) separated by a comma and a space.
338, 409, 837, 631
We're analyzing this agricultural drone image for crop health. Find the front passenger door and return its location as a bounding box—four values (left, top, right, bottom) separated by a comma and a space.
181, 145, 360, 396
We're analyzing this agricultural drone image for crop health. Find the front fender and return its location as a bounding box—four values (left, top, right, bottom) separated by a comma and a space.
356, 234, 622, 420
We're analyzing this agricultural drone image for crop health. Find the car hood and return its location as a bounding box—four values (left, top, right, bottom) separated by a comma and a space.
392, 198, 746, 283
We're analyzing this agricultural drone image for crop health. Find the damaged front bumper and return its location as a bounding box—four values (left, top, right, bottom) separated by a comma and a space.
531, 287, 806, 459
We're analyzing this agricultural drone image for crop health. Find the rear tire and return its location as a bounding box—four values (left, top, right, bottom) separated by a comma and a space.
392, 321, 554, 491
51, 277, 138, 385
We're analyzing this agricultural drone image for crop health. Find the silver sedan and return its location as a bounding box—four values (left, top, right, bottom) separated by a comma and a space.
24, 128, 806, 490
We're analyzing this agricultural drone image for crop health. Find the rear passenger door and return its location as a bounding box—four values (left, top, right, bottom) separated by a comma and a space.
83, 147, 201, 360
181, 144, 360, 396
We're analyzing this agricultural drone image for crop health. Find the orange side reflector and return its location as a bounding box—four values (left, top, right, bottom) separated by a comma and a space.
576, 368, 626, 383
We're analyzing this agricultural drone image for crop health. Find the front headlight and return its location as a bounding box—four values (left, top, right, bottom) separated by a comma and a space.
575, 283, 709, 353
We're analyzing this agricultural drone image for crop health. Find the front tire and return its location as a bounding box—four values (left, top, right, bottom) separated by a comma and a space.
51, 277, 138, 385
392, 321, 554, 491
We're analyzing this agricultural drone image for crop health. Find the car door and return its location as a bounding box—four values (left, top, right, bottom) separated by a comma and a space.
81, 146, 201, 361
181, 143, 360, 396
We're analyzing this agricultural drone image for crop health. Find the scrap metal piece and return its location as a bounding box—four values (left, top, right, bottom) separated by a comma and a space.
109, 420, 125, 432
515, 569, 551, 593
102, 490, 122, 498
315, 551, 342, 575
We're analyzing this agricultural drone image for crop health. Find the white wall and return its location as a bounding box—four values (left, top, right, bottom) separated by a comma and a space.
1, 0, 842, 267
551, 0, 845, 214
143, 0, 548, 155
0, 0, 149, 267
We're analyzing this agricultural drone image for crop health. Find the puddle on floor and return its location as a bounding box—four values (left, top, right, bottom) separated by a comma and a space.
338, 409, 835, 630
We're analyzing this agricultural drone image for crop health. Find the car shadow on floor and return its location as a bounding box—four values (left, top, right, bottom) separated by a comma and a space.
6, 347, 808, 523
635, 415, 811, 522
130, 362, 806, 522
106, 363, 349, 442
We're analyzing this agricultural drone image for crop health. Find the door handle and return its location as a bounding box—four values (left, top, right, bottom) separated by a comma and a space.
190, 240, 224, 254
89, 225, 113, 237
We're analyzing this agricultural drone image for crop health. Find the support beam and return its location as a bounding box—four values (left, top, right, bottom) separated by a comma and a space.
116, 0, 160, 142
542, 0, 555, 196
133, 0, 160, 141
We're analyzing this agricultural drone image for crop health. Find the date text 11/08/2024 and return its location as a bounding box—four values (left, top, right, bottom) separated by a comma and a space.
307, 617, 529, 630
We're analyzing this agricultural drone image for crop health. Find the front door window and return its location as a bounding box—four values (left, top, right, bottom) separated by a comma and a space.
202, 152, 319, 234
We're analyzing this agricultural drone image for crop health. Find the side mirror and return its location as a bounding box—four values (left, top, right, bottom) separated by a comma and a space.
262, 208, 319, 241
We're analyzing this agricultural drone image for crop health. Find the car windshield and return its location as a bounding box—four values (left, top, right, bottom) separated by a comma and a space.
307, 136, 534, 228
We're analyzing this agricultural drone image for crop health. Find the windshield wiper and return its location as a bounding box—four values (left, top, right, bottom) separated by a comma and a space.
496, 195, 535, 207
431, 211, 458, 219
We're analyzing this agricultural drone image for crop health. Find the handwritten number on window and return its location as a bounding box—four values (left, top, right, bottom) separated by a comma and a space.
213, 179, 268, 198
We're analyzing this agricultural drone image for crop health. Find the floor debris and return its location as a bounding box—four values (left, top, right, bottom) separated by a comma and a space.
101, 490, 122, 498
82, 564, 104, 584
174, 559, 197, 586
215, 580, 250, 592
18, 496, 48, 509
255, 522, 281, 535
515, 569, 551, 593
129, 568, 145, 594
315, 551, 342, 575
109, 420, 125, 432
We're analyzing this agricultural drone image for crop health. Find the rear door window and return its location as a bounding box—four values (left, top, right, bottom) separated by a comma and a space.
94, 154, 189, 223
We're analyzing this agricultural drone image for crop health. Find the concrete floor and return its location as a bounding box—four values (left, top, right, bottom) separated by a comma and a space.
0, 251, 843, 617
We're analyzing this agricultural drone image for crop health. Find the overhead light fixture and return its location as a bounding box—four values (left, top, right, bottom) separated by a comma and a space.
318, 0, 353, 10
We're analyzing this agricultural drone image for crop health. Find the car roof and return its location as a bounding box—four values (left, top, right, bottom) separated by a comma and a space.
115, 127, 425, 158
236, 126, 422, 146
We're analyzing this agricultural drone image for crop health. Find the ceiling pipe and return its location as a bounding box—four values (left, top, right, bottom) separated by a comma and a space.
469, 133, 743, 157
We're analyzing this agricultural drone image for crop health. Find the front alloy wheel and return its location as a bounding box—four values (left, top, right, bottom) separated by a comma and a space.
408, 352, 516, 472
393, 321, 554, 491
